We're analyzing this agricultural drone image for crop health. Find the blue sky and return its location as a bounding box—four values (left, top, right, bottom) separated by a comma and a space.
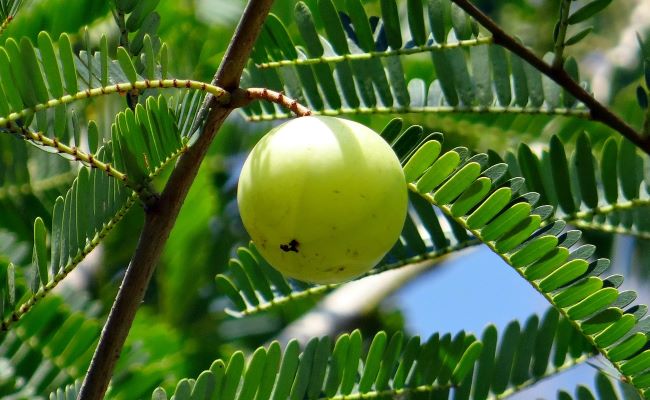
393, 245, 600, 399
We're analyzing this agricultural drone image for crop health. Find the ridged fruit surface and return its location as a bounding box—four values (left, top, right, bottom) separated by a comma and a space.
237, 116, 407, 284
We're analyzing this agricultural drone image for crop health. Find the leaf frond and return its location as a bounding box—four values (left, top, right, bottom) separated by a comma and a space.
502, 133, 650, 238
0, 296, 98, 397
241, 0, 589, 122
1, 94, 197, 333
148, 309, 599, 400
401, 132, 650, 396
150, 329, 480, 399
217, 237, 478, 317
1, 193, 135, 333
0, 30, 228, 167
2, 293, 178, 398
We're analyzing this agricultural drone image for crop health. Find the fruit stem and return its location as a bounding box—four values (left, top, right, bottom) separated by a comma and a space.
241, 87, 313, 117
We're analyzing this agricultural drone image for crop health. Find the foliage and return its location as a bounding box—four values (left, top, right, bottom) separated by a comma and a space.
0, 0, 649, 399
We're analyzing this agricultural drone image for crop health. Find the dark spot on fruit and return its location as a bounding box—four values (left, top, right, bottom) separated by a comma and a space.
338, 266, 345, 272
280, 239, 299, 253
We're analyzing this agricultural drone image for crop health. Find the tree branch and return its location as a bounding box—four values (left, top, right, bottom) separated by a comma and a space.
450, 0, 650, 155
77, 0, 275, 399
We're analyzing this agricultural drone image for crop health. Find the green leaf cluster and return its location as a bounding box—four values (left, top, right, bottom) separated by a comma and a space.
242, 0, 588, 122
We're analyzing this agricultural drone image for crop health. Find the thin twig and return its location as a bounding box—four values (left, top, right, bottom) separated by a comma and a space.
244, 104, 590, 121
8, 124, 130, 185
0, 79, 230, 129
76, 1, 275, 399
256, 36, 494, 68
9, 123, 165, 206
450, 0, 650, 155
243, 88, 313, 117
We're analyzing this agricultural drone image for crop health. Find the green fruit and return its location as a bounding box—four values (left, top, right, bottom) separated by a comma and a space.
237, 116, 408, 284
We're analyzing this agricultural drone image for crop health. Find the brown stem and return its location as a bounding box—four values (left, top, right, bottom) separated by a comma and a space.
240, 88, 313, 117
450, 0, 650, 155
76, 0, 275, 399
